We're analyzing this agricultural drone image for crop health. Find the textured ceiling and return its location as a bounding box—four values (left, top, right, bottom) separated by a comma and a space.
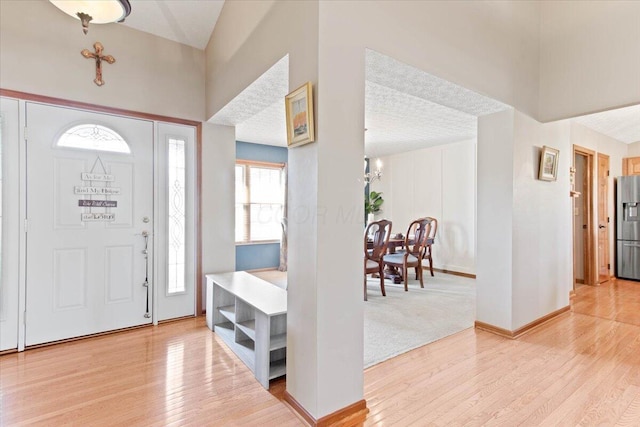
365, 81, 477, 157
236, 101, 287, 146
209, 55, 288, 147
366, 50, 508, 117
364, 50, 509, 156
573, 105, 640, 144
122, 0, 224, 49
210, 50, 508, 155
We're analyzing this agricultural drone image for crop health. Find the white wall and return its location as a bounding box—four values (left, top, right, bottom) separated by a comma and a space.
321, 1, 541, 119
477, 110, 515, 330
201, 124, 236, 307
205, 0, 319, 120
478, 110, 573, 331
539, 1, 640, 122
628, 142, 640, 157
0, 97, 21, 351
0, 1, 205, 121
371, 139, 476, 275
315, 16, 365, 412
511, 113, 572, 330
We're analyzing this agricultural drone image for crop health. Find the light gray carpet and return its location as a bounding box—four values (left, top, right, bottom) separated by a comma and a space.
249, 270, 476, 368
250, 270, 288, 290
364, 274, 476, 368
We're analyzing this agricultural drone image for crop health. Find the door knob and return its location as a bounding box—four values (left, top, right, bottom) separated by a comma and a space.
599, 225, 606, 229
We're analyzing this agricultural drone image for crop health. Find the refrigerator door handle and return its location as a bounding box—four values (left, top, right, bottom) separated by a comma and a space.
622, 243, 640, 247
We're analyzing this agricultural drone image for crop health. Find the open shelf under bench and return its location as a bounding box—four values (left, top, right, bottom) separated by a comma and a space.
206, 271, 287, 389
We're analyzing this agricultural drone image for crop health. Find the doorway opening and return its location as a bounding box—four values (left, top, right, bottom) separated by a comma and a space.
597, 153, 610, 284
573, 145, 596, 288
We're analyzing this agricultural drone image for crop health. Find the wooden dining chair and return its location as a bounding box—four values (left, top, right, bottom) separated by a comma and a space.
364, 219, 392, 301
396, 217, 437, 279
423, 217, 438, 277
382, 218, 431, 291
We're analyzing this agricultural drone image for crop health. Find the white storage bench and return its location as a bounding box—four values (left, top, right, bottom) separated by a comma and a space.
205, 272, 287, 389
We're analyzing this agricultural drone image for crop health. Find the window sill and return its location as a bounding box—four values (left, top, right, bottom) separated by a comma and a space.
236, 240, 280, 246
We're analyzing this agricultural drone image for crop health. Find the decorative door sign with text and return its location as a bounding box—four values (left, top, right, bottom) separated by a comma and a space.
81, 172, 114, 181
78, 199, 117, 207
78, 156, 119, 222
82, 213, 115, 221
74, 186, 121, 195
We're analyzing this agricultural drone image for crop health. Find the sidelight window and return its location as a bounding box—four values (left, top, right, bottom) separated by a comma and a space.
167, 138, 186, 294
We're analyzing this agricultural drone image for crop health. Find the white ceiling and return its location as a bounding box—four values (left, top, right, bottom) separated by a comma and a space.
573, 105, 640, 144
364, 50, 508, 157
211, 56, 289, 146
122, 0, 224, 50
210, 50, 510, 157
119, 2, 640, 152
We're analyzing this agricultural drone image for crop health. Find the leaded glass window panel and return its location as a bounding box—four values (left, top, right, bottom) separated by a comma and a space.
57, 124, 130, 153
167, 138, 186, 294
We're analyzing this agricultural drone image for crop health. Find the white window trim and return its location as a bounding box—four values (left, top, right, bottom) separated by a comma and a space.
235, 159, 285, 245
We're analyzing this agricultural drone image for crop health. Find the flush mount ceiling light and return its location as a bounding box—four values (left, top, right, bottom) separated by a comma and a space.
49, 0, 131, 34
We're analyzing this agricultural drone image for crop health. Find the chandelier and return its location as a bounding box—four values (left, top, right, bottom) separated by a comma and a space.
364, 158, 383, 185
49, 0, 132, 34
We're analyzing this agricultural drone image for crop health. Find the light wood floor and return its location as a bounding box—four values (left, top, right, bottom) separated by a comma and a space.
1, 280, 639, 426
0, 320, 303, 426
363, 280, 640, 426
572, 278, 640, 326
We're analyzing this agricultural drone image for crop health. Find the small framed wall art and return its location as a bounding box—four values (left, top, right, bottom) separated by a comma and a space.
539, 145, 560, 181
285, 82, 315, 148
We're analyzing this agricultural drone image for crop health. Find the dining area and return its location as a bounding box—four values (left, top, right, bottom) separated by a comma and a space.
361, 213, 474, 368
360, 146, 477, 365
364, 216, 438, 301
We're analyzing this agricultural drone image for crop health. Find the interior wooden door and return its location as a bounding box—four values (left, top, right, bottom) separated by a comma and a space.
597, 153, 610, 283
573, 145, 597, 286
573, 152, 588, 286
622, 156, 640, 176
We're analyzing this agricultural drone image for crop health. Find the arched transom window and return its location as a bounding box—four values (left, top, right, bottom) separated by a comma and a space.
57, 124, 130, 154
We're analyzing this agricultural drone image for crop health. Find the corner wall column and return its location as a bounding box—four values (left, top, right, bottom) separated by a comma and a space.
285, 3, 366, 421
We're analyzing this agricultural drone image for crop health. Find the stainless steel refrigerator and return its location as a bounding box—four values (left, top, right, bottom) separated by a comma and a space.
617, 176, 640, 281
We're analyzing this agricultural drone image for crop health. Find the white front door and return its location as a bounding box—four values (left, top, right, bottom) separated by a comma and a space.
25, 103, 154, 346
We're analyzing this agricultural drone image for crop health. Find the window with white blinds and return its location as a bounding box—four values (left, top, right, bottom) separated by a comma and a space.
235, 160, 285, 244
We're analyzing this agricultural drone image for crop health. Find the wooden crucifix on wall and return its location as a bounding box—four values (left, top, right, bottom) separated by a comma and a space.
81, 42, 115, 87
